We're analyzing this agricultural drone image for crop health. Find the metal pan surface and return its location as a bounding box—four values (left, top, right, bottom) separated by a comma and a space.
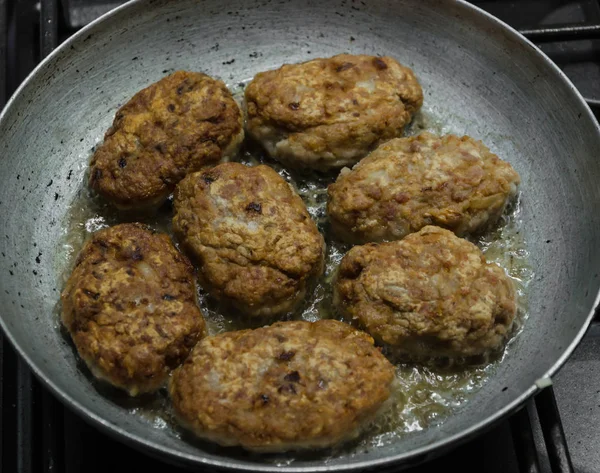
0, 0, 599, 470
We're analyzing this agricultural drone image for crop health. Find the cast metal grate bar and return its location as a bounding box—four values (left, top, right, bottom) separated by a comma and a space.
0, 0, 7, 451
520, 24, 600, 42
587, 98, 600, 109
16, 358, 33, 473
63, 409, 84, 473
42, 388, 64, 473
518, 22, 600, 109
0, 0, 7, 106
510, 404, 541, 473
535, 387, 574, 473
1, 341, 18, 473
0, 337, 3, 473
41, 0, 59, 58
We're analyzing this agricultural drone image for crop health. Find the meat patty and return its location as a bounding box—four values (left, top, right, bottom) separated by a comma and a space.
244, 54, 423, 171
172, 162, 325, 317
169, 319, 395, 451
334, 226, 517, 359
61, 223, 206, 396
327, 133, 520, 243
89, 71, 244, 209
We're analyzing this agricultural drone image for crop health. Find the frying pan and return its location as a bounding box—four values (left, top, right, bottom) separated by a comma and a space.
1, 0, 599, 470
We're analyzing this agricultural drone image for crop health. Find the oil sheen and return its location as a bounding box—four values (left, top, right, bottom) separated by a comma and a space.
55, 107, 534, 457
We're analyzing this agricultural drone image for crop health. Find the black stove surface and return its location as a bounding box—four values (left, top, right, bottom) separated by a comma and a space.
1, 1, 599, 472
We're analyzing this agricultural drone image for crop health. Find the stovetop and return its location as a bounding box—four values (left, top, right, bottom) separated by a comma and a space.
1, 1, 599, 472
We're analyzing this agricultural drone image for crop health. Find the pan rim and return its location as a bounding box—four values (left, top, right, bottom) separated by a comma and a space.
0, 0, 599, 470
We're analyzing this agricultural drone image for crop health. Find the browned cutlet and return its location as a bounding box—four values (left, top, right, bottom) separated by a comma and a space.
334, 225, 517, 359
328, 132, 520, 243
173, 162, 325, 317
89, 71, 243, 209
169, 319, 395, 451
61, 223, 206, 396
245, 54, 423, 171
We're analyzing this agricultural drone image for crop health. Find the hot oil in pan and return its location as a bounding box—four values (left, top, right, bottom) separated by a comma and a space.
55, 108, 534, 457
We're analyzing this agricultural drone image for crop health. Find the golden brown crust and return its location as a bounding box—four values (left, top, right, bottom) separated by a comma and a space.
245, 54, 423, 171
169, 320, 395, 451
89, 71, 244, 209
334, 226, 517, 359
327, 133, 521, 243
172, 163, 325, 317
60, 223, 206, 396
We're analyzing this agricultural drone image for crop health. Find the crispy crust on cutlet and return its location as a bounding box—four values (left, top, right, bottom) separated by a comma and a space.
61, 223, 206, 396
89, 71, 243, 209
173, 162, 325, 317
334, 226, 517, 359
169, 319, 395, 451
245, 54, 423, 170
327, 132, 520, 243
